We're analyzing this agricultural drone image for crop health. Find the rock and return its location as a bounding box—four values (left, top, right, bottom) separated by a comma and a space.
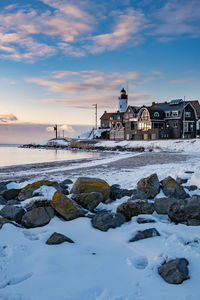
60, 179, 73, 186
60, 186, 69, 195
137, 217, 156, 224
158, 258, 189, 284
187, 219, 200, 226
18, 180, 60, 201
25, 200, 51, 211
0, 195, 6, 205
7, 200, 21, 205
176, 177, 188, 185
110, 185, 134, 200
51, 192, 86, 221
72, 192, 103, 211
168, 195, 200, 224
91, 211, 125, 231
184, 171, 194, 174
0, 181, 12, 195
46, 232, 74, 245
129, 228, 160, 242
21, 207, 52, 228
2, 189, 21, 201
0, 217, 11, 229
137, 173, 160, 199
161, 176, 188, 199
71, 177, 110, 201
117, 200, 154, 221
0, 205, 26, 223
185, 185, 198, 191
154, 197, 176, 214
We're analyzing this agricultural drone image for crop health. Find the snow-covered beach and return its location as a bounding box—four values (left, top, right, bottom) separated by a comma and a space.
1, 139, 200, 300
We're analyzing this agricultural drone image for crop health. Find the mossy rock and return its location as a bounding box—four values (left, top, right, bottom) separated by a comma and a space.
161, 176, 188, 199
51, 192, 86, 221
71, 177, 110, 201
46, 232, 74, 245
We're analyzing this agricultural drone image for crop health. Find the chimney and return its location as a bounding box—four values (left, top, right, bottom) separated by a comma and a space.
104, 110, 107, 113
152, 102, 156, 106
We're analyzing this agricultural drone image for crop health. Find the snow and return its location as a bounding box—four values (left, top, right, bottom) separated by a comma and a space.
1, 142, 200, 299
96, 138, 200, 153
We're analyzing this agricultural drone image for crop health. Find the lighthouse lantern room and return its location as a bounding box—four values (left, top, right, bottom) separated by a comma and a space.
118, 88, 128, 113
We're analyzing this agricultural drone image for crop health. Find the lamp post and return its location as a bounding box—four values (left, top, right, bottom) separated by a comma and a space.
183, 96, 185, 139
54, 124, 58, 139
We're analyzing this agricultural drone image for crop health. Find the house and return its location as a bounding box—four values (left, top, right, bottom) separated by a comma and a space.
99, 88, 200, 140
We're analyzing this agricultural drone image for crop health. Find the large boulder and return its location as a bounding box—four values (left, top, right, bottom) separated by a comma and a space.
51, 192, 86, 221
46, 232, 74, 245
158, 258, 189, 284
161, 176, 188, 199
154, 197, 177, 214
18, 180, 60, 201
91, 211, 125, 231
110, 185, 134, 201
0, 196, 6, 205
168, 195, 200, 224
21, 207, 53, 228
137, 173, 160, 199
117, 200, 154, 221
71, 177, 110, 201
72, 192, 103, 211
2, 189, 21, 201
0, 205, 25, 223
129, 228, 160, 242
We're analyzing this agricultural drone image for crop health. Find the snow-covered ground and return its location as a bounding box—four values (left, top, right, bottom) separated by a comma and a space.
1, 141, 200, 300
95, 138, 200, 153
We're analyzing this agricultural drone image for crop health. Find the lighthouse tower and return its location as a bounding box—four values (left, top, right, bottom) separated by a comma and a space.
118, 88, 128, 112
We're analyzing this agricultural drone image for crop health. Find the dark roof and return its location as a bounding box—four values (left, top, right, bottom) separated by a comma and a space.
190, 100, 200, 118
100, 112, 113, 120
150, 101, 191, 119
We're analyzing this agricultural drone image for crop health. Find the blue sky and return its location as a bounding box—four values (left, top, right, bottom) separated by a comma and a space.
0, 0, 199, 143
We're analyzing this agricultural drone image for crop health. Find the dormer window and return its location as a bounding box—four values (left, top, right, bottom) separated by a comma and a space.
172, 111, 178, 117
154, 112, 159, 117
165, 111, 170, 117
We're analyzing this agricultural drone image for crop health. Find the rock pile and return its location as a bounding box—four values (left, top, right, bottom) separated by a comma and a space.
0, 172, 197, 285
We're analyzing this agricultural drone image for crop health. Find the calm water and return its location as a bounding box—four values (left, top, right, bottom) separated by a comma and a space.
0, 145, 101, 167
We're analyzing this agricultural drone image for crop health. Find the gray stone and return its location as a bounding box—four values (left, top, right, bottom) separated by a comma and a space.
72, 192, 103, 211
51, 192, 86, 221
129, 228, 160, 242
0, 205, 26, 223
0, 217, 11, 229
117, 200, 154, 221
7, 200, 21, 205
110, 185, 134, 200
0, 196, 6, 205
168, 195, 200, 224
158, 258, 189, 284
71, 177, 110, 201
137, 173, 160, 199
46, 232, 74, 245
91, 211, 126, 231
18, 180, 61, 201
185, 185, 198, 191
2, 189, 21, 201
25, 200, 51, 211
60, 179, 73, 186
21, 207, 52, 228
154, 197, 176, 214
176, 177, 188, 185
161, 176, 188, 199
137, 217, 156, 224
187, 219, 200, 226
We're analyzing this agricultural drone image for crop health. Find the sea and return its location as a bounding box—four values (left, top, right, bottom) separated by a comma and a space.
0, 145, 101, 167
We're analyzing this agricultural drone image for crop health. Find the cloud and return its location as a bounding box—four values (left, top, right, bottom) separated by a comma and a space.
151, 0, 200, 38
86, 9, 147, 53
0, 112, 18, 123
27, 70, 139, 93
46, 124, 75, 133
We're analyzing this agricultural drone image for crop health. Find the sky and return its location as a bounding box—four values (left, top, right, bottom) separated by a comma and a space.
0, 0, 200, 143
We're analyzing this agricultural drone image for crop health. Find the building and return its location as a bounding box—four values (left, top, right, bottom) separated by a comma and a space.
99, 89, 200, 140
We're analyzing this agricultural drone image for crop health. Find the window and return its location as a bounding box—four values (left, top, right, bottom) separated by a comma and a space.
185, 111, 191, 117
172, 111, 178, 117
173, 122, 178, 128
154, 112, 160, 117
165, 111, 170, 117
117, 116, 120, 120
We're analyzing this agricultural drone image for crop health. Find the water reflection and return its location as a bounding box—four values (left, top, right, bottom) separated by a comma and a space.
0, 146, 101, 167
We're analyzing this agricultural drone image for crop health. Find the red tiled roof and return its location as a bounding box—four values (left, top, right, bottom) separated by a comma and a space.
100, 112, 114, 120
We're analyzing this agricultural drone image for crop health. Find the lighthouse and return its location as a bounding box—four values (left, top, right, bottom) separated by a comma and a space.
118, 88, 128, 112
